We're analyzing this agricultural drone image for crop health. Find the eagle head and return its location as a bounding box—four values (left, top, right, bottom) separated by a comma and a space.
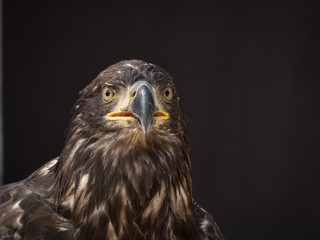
69, 59, 187, 145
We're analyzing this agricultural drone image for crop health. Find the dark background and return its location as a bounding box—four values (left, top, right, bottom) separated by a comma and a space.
2, 1, 320, 239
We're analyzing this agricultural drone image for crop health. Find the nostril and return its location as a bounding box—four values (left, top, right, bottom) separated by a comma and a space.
131, 90, 136, 98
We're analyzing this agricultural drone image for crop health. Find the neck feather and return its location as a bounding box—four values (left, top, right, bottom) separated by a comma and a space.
51, 127, 196, 239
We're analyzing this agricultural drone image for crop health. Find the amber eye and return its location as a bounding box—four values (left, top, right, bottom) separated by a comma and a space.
102, 86, 114, 102
163, 87, 174, 101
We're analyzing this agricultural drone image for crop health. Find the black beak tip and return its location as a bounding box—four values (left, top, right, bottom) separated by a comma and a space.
142, 126, 149, 138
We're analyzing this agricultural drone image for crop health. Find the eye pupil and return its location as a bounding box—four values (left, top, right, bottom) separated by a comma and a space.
102, 86, 114, 102
164, 87, 173, 100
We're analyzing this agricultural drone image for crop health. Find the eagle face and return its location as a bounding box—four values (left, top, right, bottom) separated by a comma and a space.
73, 60, 185, 145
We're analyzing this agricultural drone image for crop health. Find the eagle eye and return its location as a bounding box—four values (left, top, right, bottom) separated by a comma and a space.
163, 87, 174, 101
102, 86, 114, 102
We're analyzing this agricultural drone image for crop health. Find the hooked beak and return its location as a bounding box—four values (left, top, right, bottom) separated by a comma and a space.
106, 82, 169, 137
129, 83, 155, 136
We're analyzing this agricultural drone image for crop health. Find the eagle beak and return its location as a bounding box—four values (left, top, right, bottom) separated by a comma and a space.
106, 81, 170, 137
129, 82, 156, 137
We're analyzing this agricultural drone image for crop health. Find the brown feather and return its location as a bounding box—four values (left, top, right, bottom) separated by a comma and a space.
0, 60, 224, 240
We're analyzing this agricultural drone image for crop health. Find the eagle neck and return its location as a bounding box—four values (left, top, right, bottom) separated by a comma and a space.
52, 128, 196, 239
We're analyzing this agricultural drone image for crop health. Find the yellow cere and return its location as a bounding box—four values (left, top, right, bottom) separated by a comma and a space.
106, 110, 169, 122
106, 116, 134, 121
152, 111, 169, 120
106, 111, 135, 121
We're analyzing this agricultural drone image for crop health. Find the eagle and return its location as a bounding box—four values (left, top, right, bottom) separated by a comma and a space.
0, 60, 224, 240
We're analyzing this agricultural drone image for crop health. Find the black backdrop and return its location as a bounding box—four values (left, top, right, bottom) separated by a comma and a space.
2, 1, 320, 240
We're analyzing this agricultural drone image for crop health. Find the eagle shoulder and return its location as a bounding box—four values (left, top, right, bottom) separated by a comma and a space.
0, 159, 75, 240
194, 201, 225, 240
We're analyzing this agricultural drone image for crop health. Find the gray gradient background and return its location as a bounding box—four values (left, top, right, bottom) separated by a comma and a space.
2, 1, 320, 239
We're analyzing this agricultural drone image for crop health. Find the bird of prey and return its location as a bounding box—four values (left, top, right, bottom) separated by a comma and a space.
0, 60, 224, 240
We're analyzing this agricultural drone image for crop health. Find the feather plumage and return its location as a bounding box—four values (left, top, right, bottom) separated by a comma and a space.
0, 60, 224, 240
